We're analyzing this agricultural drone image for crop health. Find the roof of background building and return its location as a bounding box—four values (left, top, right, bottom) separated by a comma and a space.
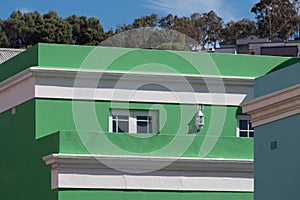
0, 48, 25, 64
236, 36, 270, 45
0, 43, 299, 83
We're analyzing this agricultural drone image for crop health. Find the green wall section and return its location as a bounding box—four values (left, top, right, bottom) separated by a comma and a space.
37, 44, 299, 77
36, 99, 241, 137
255, 114, 300, 200
207, 53, 297, 77
38, 43, 94, 69
0, 100, 58, 200
0, 45, 38, 82
35, 99, 253, 159
50, 131, 253, 159
58, 189, 253, 200
1, 43, 298, 83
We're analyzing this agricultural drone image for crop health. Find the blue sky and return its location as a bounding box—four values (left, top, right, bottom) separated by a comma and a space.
0, 0, 258, 31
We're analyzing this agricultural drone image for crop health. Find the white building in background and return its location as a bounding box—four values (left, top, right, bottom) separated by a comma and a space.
217, 36, 300, 57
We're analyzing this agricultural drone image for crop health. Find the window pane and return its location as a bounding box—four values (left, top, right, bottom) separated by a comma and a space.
240, 131, 248, 137
137, 121, 148, 133
239, 120, 248, 130
249, 131, 254, 137
249, 121, 253, 130
118, 115, 129, 120
118, 121, 128, 133
137, 116, 149, 121
112, 120, 117, 132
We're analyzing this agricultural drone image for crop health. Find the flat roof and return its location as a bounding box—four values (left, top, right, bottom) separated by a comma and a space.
0, 43, 299, 83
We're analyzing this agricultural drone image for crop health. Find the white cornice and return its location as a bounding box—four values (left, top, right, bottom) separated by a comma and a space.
0, 67, 255, 113
43, 154, 253, 191
242, 83, 300, 127
29, 67, 255, 85
43, 154, 253, 172
0, 68, 32, 92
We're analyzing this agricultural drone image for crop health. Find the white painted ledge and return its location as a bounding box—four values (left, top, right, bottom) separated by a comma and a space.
0, 67, 255, 113
43, 154, 254, 192
242, 83, 300, 127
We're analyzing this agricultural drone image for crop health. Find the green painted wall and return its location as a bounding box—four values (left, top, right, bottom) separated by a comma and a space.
0, 45, 38, 82
255, 114, 300, 200
58, 189, 253, 200
37, 44, 299, 77
1, 43, 298, 84
0, 99, 253, 199
0, 100, 59, 200
35, 99, 253, 159
36, 99, 240, 137
50, 130, 253, 159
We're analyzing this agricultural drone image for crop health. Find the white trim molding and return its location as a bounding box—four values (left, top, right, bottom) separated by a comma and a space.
0, 67, 255, 113
242, 83, 300, 127
43, 154, 254, 192
0, 69, 35, 114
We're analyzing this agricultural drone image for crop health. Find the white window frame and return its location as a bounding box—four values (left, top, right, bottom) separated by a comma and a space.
236, 115, 254, 138
109, 109, 158, 134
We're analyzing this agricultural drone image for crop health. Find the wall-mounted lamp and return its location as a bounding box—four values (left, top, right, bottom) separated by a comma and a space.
195, 105, 204, 131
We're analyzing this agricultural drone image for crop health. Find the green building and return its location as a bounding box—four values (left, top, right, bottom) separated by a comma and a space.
243, 60, 300, 200
0, 43, 298, 200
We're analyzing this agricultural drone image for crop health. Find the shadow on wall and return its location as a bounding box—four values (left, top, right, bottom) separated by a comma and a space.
267, 58, 300, 74
188, 113, 198, 134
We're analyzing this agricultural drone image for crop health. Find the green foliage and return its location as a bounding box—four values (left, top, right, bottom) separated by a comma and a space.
0, 20, 9, 47
41, 11, 73, 44
3, 10, 25, 47
157, 11, 223, 49
132, 14, 158, 28
1, 10, 105, 48
251, 0, 299, 40
66, 15, 104, 45
221, 19, 257, 44
1, 1, 300, 50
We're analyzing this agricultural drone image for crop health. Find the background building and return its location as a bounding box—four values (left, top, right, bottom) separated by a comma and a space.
0, 48, 24, 64
217, 36, 300, 57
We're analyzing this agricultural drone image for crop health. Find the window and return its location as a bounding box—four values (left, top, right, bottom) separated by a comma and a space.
110, 109, 158, 134
237, 116, 254, 138
112, 115, 129, 133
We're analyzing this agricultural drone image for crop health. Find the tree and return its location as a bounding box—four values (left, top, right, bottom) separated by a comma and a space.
159, 14, 200, 48
3, 10, 25, 47
251, 0, 299, 40
66, 15, 105, 45
0, 20, 9, 47
115, 23, 132, 34
190, 12, 207, 49
3, 10, 74, 47
21, 11, 44, 46
105, 28, 114, 39
132, 14, 158, 28
190, 11, 223, 49
202, 11, 223, 48
221, 19, 257, 44
40, 11, 73, 44
159, 14, 176, 29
